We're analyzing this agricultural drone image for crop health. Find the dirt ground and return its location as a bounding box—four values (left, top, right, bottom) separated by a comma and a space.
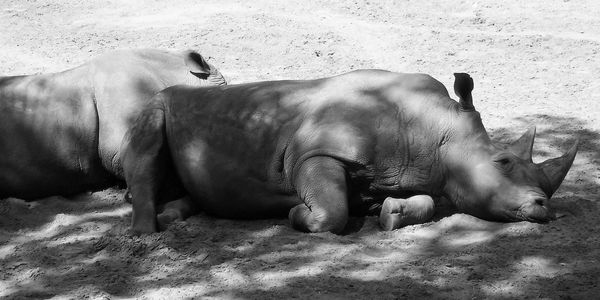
1, 0, 599, 299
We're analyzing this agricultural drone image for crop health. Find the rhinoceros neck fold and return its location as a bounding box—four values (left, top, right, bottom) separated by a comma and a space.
385, 93, 493, 200
381, 95, 458, 197
438, 110, 495, 209
393, 127, 449, 196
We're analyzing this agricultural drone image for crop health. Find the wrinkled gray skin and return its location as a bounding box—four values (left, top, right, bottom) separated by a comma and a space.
121, 70, 577, 235
0, 49, 227, 200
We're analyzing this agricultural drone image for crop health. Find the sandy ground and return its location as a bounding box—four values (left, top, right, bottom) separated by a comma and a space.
1, 0, 599, 299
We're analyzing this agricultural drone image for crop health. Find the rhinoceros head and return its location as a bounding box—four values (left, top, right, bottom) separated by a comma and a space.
183, 50, 227, 86
442, 73, 578, 223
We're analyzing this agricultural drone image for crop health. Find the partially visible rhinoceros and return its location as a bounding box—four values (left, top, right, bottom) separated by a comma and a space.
120, 70, 577, 235
0, 49, 227, 200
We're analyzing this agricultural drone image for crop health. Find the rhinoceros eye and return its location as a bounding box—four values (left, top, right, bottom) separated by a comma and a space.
497, 158, 511, 165
494, 156, 514, 171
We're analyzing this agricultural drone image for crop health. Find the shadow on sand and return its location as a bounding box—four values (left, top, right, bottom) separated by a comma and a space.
1, 114, 598, 299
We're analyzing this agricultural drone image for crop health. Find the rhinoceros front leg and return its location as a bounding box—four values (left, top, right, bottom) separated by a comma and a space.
379, 195, 435, 231
121, 106, 168, 235
289, 156, 349, 234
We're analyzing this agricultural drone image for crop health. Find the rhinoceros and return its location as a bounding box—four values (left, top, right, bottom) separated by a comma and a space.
0, 49, 226, 200
120, 70, 578, 234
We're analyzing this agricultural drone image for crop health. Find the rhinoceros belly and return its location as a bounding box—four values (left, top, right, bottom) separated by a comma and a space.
165, 92, 302, 219
167, 134, 300, 218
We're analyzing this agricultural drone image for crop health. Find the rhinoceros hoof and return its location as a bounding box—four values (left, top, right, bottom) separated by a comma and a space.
156, 209, 184, 231
379, 195, 435, 231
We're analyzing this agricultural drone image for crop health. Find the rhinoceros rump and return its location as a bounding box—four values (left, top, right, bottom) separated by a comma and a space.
121, 70, 577, 234
0, 49, 226, 200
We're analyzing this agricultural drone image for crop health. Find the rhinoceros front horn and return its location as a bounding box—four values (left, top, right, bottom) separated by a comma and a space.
537, 140, 579, 197
508, 126, 536, 161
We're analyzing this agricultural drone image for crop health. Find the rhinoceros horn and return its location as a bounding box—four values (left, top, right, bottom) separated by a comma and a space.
453, 73, 474, 111
537, 140, 579, 197
508, 126, 536, 161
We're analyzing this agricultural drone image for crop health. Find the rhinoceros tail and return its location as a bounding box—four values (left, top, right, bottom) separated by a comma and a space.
453, 73, 474, 111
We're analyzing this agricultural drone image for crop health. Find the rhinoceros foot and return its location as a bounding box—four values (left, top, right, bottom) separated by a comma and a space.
379, 195, 435, 231
156, 196, 199, 231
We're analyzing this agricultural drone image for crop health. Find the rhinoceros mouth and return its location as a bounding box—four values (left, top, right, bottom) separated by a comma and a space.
515, 204, 556, 223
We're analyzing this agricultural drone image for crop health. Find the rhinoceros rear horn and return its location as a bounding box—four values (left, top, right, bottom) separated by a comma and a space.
537, 139, 579, 197
508, 126, 536, 161
453, 73, 474, 111
184, 50, 212, 75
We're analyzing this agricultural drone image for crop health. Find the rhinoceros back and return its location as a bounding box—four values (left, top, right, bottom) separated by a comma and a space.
90, 49, 223, 177
160, 71, 409, 217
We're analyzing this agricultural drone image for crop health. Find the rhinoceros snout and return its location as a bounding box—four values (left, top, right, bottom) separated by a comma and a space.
517, 197, 556, 223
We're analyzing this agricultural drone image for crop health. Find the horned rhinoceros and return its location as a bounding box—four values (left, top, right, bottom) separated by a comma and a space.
120, 70, 577, 235
0, 49, 226, 200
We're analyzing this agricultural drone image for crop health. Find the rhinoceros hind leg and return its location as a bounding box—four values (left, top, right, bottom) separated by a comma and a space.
121, 102, 169, 236
379, 195, 435, 231
156, 196, 200, 231
288, 157, 349, 234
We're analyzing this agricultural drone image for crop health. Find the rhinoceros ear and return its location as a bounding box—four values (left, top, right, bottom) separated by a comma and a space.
453, 73, 474, 111
183, 50, 211, 76
508, 126, 536, 161
537, 139, 579, 197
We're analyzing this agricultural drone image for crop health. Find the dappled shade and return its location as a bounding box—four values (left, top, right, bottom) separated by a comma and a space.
1, 114, 598, 298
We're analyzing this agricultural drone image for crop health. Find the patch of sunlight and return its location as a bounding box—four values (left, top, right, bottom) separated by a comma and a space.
397, 214, 512, 248
346, 268, 391, 281
255, 250, 305, 263
139, 263, 192, 281
250, 260, 330, 289
481, 256, 561, 297
0, 267, 44, 297
255, 242, 358, 263
45, 222, 113, 247
0, 281, 16, 298
346, 252, 419, 281
1, 206, 126, 260
72, 3, 246, 29
402, 227, 439, 240
428, 276, 450, 288
251, 225, 283, 239
0, 206, 130, 264
223, 243, 254, 253
480, 279, 524, 298
210, 262, 251, 286
356, 245, 411, 261
0, 244, 16, 260
516, 256, 560, 277
142, 283, 212, 299
398, 213, 485, 241
138, 256, 378, 297
13, 206, 130, 243
498, 222, 543, 236
443, 230, 497, 247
